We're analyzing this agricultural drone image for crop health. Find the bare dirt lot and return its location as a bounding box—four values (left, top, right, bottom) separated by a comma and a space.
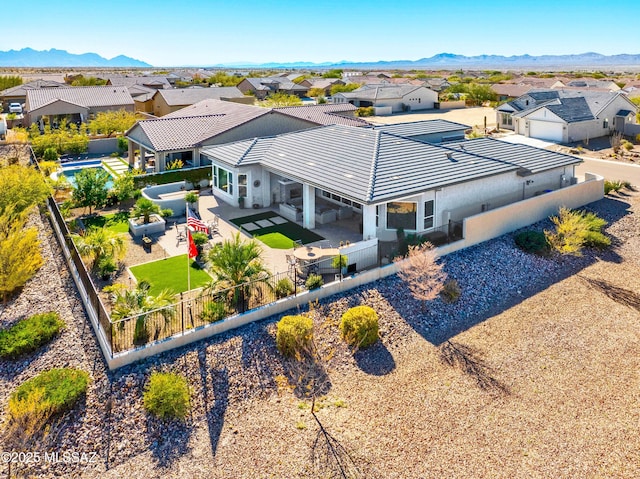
368, 106, 497, 129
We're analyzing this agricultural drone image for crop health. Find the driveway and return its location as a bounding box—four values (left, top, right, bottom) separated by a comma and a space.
577, 157, 640, 187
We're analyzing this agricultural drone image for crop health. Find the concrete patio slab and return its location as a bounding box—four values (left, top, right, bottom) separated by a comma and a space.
270, 216, 287, 225
242, 222, 260, 232
256, 219, 274, 228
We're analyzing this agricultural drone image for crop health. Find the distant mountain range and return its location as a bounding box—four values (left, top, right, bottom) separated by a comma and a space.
2, 49, 640, 70
215, 52, 640, 71
0, 48, 151, 67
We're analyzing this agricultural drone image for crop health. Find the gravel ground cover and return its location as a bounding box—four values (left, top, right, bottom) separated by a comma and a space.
0, 190, 638, 478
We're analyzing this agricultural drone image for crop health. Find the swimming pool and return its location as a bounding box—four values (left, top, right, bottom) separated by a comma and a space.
55, 160, 114, 189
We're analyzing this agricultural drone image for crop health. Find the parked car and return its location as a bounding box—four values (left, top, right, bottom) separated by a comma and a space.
8, 103, 22, 114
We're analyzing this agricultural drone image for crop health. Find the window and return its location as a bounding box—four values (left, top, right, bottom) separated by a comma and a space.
424, 200, 434, 229
375, 205, 379, 227
213, 165, 233, 195
238, 173, 247, 199
501, 113, 513, 126
387, 202, 417, 230
603, 118, 609, 129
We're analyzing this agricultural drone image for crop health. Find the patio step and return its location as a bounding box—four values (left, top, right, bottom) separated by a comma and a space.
101, 157, 129, 178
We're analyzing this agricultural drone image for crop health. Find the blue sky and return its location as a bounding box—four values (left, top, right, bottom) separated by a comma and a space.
3, 0, 639, 66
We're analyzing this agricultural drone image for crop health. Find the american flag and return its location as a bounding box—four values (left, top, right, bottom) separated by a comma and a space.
187, 207, 209, 234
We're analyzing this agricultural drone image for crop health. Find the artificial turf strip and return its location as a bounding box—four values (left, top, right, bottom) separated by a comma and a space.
129, 254, 212, 296
255, 232, 296, 249
231, 212, 324, 245
81, 212, 130, 233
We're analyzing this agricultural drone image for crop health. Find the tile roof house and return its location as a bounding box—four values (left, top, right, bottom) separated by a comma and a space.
332, 84, 438, 113
125, 100, 368, 172
135, 87, 250, 116
495, 89, 638, 143
200, 121, 587, 242
1, 80, 66, 111
24, 86, 134, 126
236, 77, 309, 100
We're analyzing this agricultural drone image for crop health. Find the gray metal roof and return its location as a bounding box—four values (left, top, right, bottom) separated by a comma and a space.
26, 86, 133, 111
106, 76, 171, 89
201, 124, 581, 204
128, 115, 227, 151
373, 119, 470, 137
242, 77, 308, 92
0, 80, 66, 97
338, 84, 426, 100
156, 87, 244, 106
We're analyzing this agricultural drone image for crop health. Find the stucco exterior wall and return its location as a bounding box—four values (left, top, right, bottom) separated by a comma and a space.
402, 89, 437, 111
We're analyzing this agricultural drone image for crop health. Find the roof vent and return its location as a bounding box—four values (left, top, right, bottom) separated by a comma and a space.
446, 152, 457, 162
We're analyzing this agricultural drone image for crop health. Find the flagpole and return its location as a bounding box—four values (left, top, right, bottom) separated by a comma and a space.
186, 201, 191, 294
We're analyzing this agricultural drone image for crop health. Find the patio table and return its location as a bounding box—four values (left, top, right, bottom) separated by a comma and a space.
293, 246, 339, 261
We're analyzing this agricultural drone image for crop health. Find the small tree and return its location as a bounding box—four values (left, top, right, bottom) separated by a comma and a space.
88, 109, 138, 137
72, 167, 110, 214
0, 164, 51, 219
42, 147, 59, 162
131, 197, 161, 224
111, 171, 137, 202
71, 226, 126, 269
308, 87, 326, 98
396, 243, 447, 311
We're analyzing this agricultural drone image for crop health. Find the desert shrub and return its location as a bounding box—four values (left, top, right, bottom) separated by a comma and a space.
275, 277, 294, 298
305, 273, 323, 290
143, 371, 190, 420
42, 147, 59, 162
276, 315, 313, 358
440, 279, 461, 303
166, 159, 184, 170
200, 301, 227, 322
340, 305, 379, 349
8, 368, 89, 426
545, 207, 609, 255
622, 140, 634, 151
38, 160, 59, 176
514, 230, 550, 255
0, 312, 65, 358
636, 133, 640, 144
355, 106, 375, 117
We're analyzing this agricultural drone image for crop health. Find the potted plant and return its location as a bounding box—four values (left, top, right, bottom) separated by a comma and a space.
238, 196, 245, 209
332, 254, 348, 275
191, 231, 209, 258
129, 198, 166, 237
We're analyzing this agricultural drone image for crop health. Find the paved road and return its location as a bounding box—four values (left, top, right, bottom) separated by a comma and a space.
577, 157, 640, 187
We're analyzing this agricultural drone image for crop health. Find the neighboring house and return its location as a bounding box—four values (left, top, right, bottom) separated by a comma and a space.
105, 75, 171, 90
236, 77, 309, 100
24, 86, 134, 127
200, 122, 582, 241
333, 84, 438, 112
424, 78, 451, 92
1, 80, 66, 111
299, 78, 345, 96
125, 100, 368, 172
491, 83, 535, 102
135, 87, 250, 116
495, 89, 638, 142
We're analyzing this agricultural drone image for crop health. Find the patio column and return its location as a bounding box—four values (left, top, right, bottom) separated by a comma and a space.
303, 184, 315, 229
139, 146, 147, 171
362, 204, 377, 240
128, 140, 135, 168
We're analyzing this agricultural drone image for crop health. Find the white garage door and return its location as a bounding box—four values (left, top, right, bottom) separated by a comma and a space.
529, 121, 563, 142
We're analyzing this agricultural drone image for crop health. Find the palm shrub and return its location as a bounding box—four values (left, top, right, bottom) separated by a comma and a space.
276, 315, 313, 358
0, 312, 65, 358
131, 197, 161, 224
143, 371, 190, 420
514, 230, 550, 255
340, 305, 379, 349
206, 232, 271, 311
71, 226, 126, 269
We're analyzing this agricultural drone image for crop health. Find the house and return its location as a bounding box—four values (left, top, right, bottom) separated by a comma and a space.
298, 78, 345, 96
24, 86, 134, 127
236, 77, 309, 100
373, 119, 468, 143
125, 100, 368, 172
105, 75, 171, 90
200, 121, 583, 242
1, 80, 66, 111
495, 89, 638, 142
134, 87, 250, 116
332, 84, 438, 113
491, 83, 535, 102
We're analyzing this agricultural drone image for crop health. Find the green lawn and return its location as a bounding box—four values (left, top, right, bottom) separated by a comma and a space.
129, 255, 212, 296
81, 212, 130, 233
231, 212, 324, 245
254, 232, 295, 249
